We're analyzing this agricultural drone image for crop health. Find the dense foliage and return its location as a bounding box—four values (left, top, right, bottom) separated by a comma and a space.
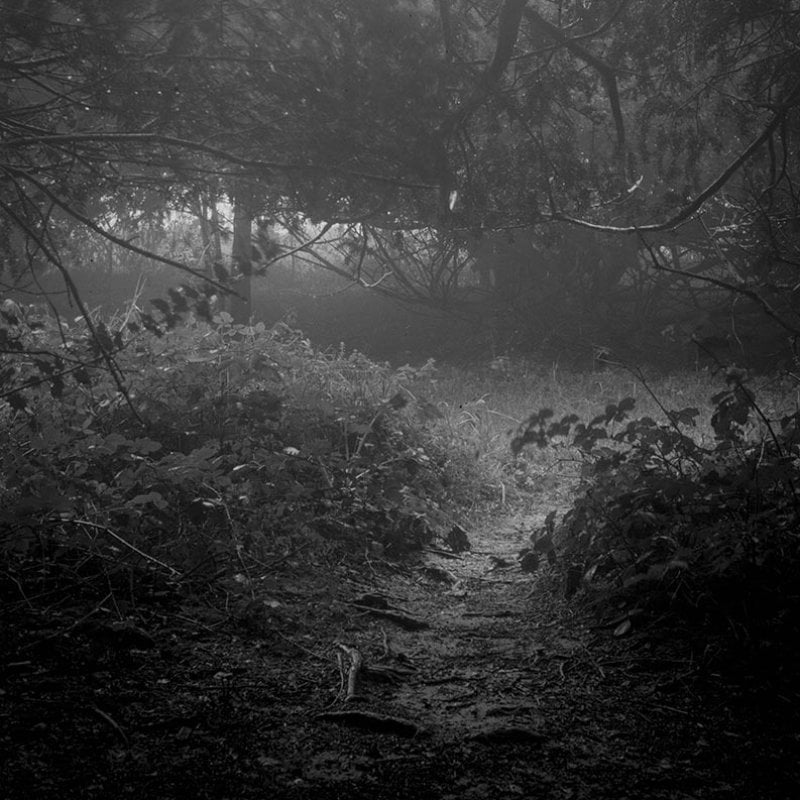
516, 372, 800, 670
3, 1, 799, 337
0, 308, 467, 620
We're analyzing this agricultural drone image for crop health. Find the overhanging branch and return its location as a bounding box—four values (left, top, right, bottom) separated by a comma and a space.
436, 0, 528, 213
522, 6, 626, 162
639, 236, 800, 338
3, 165, 235, 294
550, 103, 791, 236
4, 132, 437, 191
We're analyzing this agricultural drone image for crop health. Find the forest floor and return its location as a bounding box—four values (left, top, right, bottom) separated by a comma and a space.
3, 508, 798, 800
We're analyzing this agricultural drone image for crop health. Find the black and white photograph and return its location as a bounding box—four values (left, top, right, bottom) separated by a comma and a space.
2, 1, 799, 797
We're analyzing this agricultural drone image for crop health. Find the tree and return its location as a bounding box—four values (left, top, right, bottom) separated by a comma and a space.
3, 1, 799, 362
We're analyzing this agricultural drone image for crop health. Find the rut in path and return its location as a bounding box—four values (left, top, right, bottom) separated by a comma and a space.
363, 513, 553, 742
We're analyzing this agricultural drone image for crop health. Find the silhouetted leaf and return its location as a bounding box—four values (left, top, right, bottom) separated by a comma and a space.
151, 298, 171, 317
213, 262, 230, 282
613, 619, 632, 637
7, 391, 26, 411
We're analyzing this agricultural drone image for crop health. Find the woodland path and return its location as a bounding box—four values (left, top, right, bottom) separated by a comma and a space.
3, 511, 797, 799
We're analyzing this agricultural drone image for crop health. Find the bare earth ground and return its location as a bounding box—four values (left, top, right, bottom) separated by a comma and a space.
2, 511, 798, 799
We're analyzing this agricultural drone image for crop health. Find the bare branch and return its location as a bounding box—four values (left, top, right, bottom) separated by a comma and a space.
261, 223, 334, 270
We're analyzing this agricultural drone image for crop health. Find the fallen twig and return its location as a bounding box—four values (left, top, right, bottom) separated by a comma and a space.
335, 642, 363, 701
88, 705, 129, 745
75, 519, 180, 576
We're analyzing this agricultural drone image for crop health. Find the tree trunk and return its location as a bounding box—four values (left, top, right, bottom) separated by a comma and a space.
229, 180, 254, 325
209, 197, 223, 269
195, 190, 224, 281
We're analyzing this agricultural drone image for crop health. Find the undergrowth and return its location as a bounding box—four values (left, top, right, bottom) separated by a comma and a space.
514, 369, 800, 677
4, 299, 799, 675
0, 309, 479, 624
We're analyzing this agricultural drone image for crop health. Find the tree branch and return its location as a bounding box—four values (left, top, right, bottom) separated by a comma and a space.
0, 197, 144, 424
4, 132, 437, 191
436, 0, 528, 213
550, 102, 791, 236
261, 222, 334, 269
522, 7, 626, 162
484, 0, 528, 87
639, 237, 800, 338
3, 165, 234, 294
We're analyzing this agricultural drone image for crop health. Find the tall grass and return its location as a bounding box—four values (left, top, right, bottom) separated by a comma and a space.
294, 337, 798, 514
386, 357, 800, 521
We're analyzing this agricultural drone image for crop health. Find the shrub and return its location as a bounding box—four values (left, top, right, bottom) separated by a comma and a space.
516, 369, 800, 659
0, 310, 461, 614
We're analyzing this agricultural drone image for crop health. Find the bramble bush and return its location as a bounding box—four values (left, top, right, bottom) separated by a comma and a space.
516, 369, 800, 661
0, 302, 460, 616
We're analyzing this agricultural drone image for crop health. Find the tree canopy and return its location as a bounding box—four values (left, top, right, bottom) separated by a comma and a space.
2, 0, 799, 343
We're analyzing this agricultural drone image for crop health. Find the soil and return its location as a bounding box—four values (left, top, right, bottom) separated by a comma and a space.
2, 511, 798, 800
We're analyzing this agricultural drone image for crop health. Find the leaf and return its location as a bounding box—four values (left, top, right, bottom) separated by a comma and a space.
7, 391, 27, 411
387, 391, 408, 410
129, 492, 168, 510
613, 619, 632, 637
168, 287, 189, 313
213, 262, 230, 282
520, 551, 540, 573
668, 407, 699, 427
34, 358, 54, 376
151, 298, 171, 316
139, 313, 162, 335
73, 367, 91, 385
132, 438, 162, 454
49, 374, 64, 398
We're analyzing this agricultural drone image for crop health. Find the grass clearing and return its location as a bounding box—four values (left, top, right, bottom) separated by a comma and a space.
402, 359, 793, 519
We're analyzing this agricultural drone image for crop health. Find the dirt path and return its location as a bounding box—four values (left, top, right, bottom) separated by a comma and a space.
3, 512, 797, 799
